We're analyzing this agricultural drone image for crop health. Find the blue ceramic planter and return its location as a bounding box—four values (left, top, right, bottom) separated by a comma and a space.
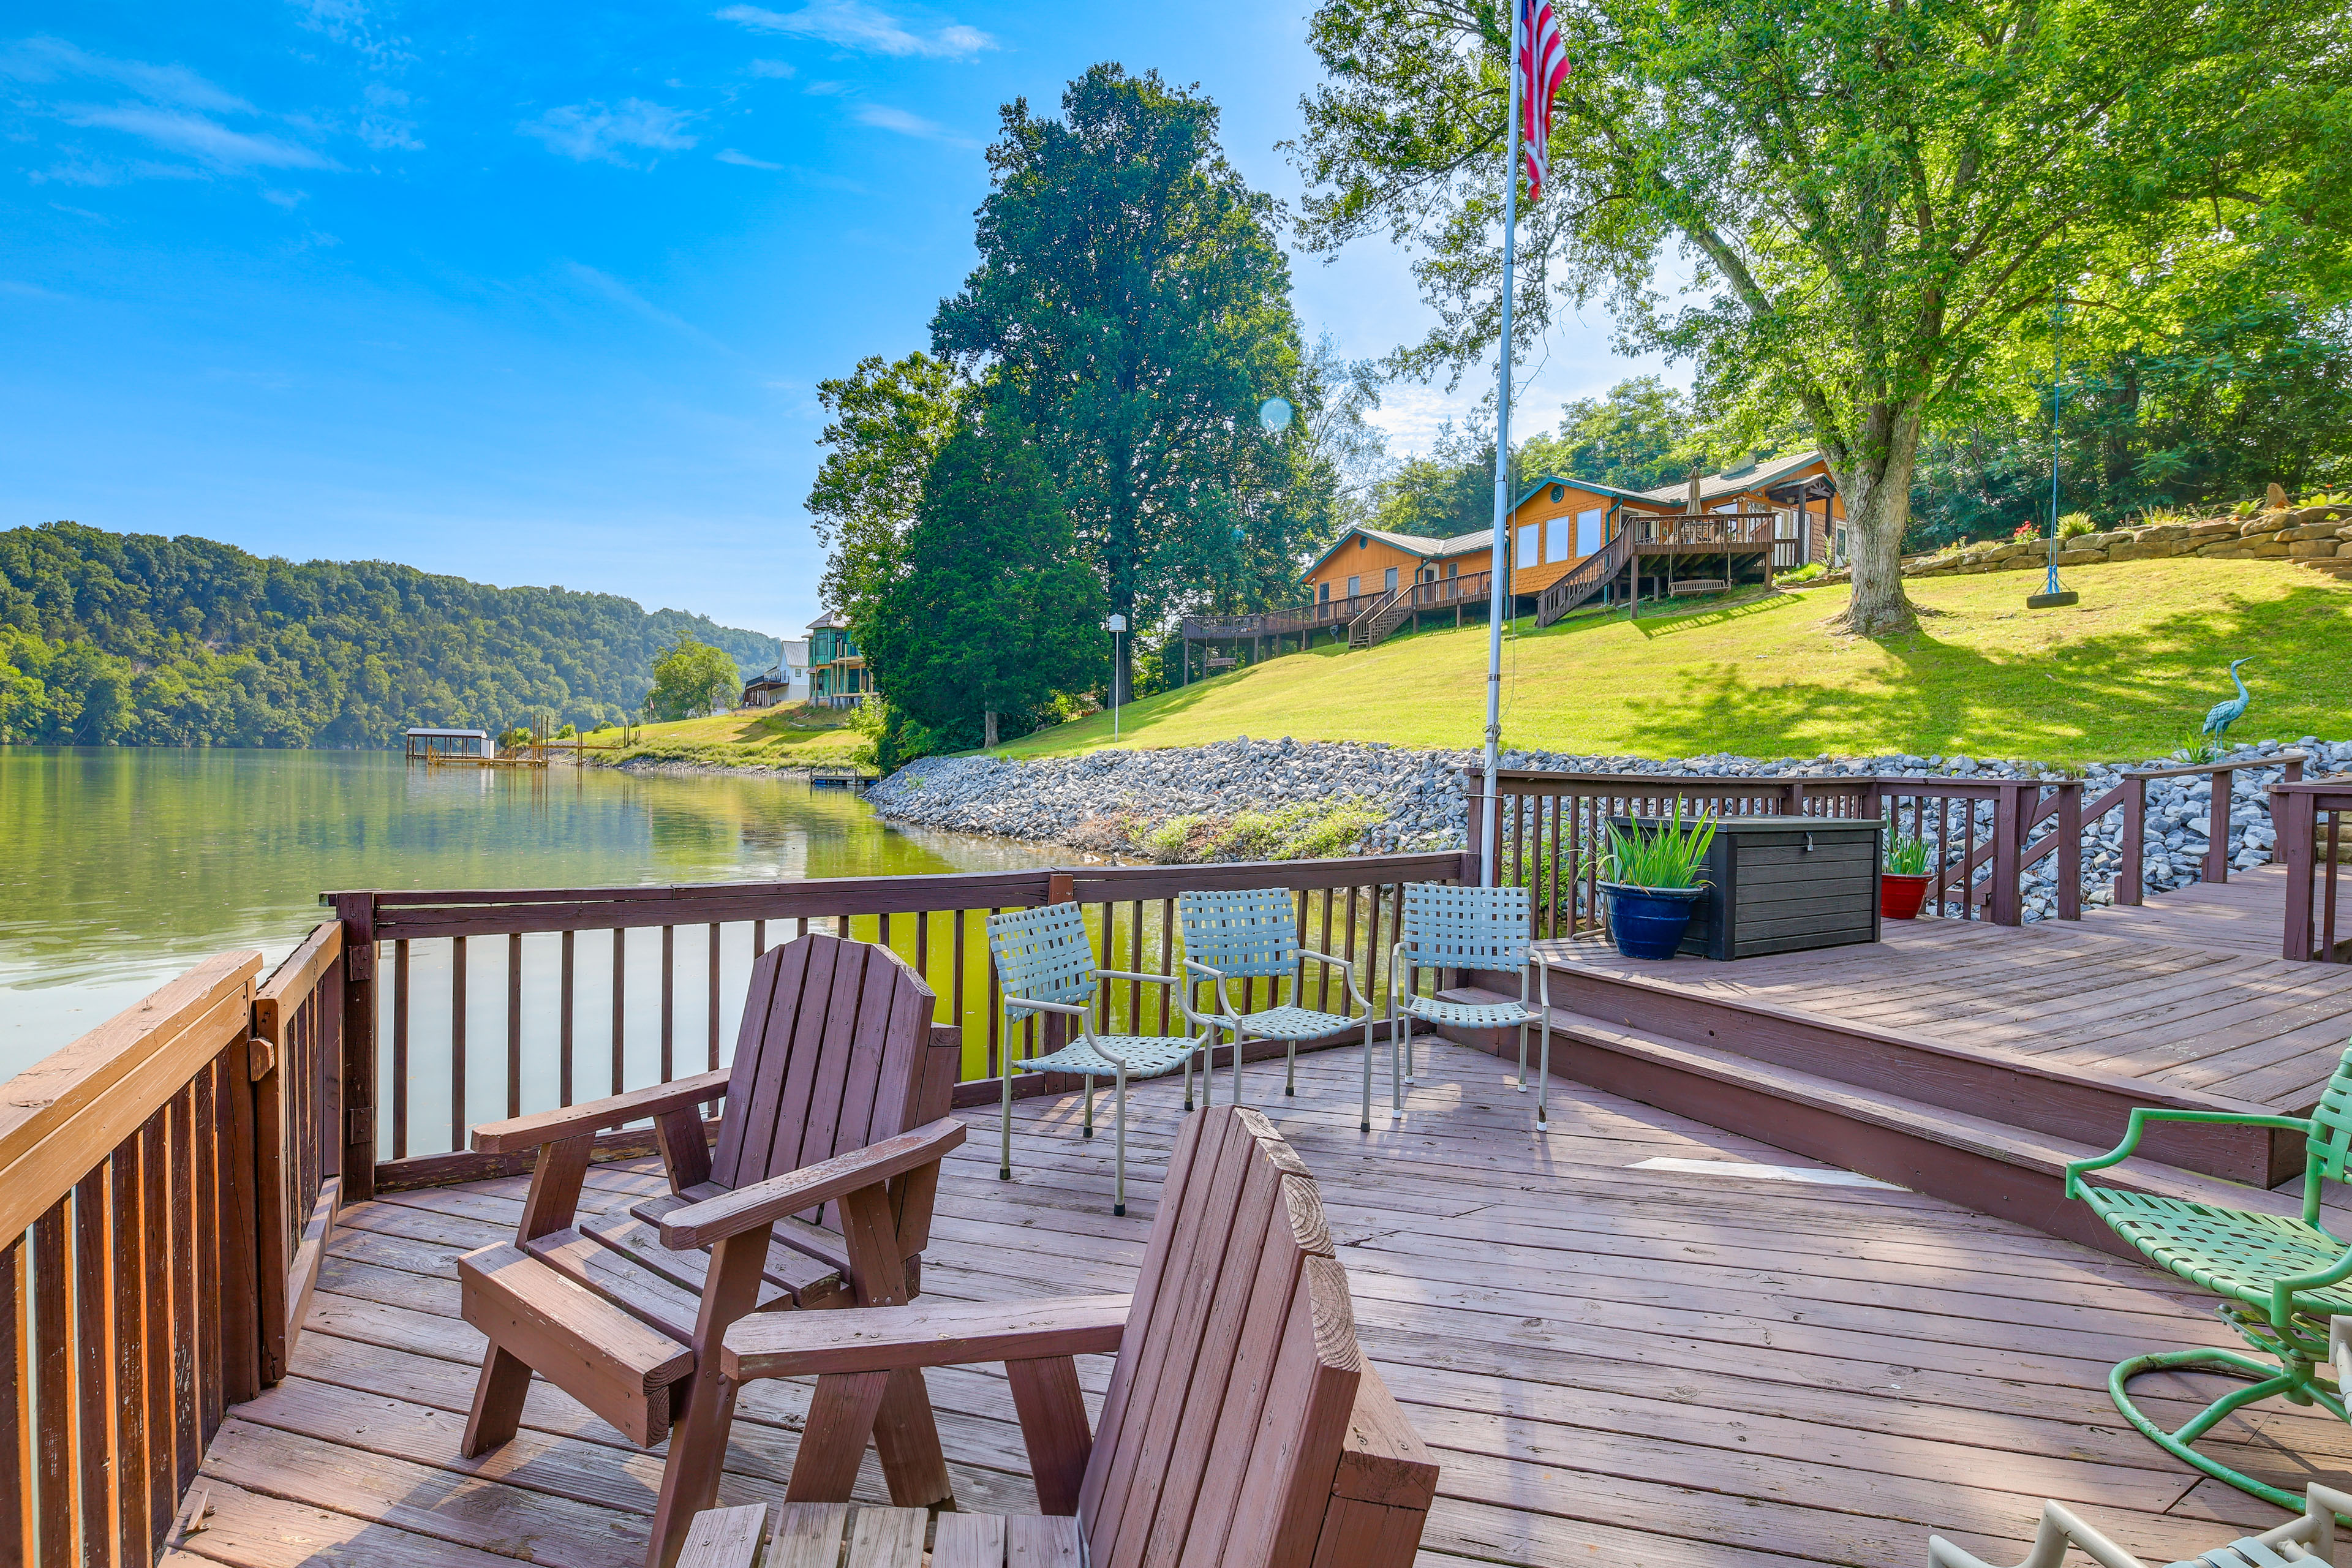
1602, 883, 1708, 960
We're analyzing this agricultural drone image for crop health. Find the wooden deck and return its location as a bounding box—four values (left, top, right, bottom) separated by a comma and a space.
1548, 865, 2352, 1117
164, 1042, 2352, 1568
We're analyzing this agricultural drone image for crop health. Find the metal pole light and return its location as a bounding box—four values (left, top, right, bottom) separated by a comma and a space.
1107, 613, 1126, 738
2028, 286, 2080, 609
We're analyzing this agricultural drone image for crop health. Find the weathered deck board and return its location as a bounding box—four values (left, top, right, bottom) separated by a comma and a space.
168, 1044, 2349, 1567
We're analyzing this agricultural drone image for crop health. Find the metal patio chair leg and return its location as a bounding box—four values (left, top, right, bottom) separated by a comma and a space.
1536, 967, 1553, 1131
1000, 1059, 1014, 1181
2109, 1345, 2346, 1509
1360, 1010, 1375, 1134
1081, 1074, 1095, 1139
1112, 1064, 1129, 1216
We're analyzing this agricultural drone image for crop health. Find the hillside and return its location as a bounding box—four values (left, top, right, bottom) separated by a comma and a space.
0, 522, 782, 747
998, 559, 2351, 766
593, 705, 869, 769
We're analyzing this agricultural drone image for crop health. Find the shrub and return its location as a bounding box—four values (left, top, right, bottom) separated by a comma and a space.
1777, 562, 1826, 584
2057, 512, 2096, 538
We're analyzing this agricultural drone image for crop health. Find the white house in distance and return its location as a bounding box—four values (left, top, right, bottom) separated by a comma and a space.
739, 639, 812, 708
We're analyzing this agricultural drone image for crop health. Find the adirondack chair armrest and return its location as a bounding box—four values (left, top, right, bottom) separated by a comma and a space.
2061, 1108, 2315, 1199
470, 1068, 733, 1153
658, 1117, 967, 1248
719, 1294, 1131, 1381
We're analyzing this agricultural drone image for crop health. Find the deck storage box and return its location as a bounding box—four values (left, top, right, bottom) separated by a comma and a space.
1613, 815, 1882, 959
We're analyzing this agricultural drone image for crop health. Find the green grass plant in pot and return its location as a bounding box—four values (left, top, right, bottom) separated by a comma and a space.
1600, 804, 1717, 960
1882, 835, 1936, 920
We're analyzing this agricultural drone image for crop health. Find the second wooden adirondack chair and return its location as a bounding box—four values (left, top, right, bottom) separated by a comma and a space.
453, 932, 966, 1568
697, 1103, 1440, 1568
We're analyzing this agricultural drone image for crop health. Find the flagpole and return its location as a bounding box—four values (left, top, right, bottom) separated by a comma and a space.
1480, 0, 1524, 889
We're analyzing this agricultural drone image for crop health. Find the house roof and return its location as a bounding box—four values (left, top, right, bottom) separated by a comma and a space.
1303, 524, 1495, 576
1512, 474, 1669, 510
806, 612, 848, 630
1634, 451, 1832, 507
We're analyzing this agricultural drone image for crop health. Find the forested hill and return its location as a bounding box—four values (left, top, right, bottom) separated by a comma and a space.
0, 522, 780, 747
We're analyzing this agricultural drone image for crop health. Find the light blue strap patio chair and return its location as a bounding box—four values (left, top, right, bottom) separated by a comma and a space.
1177, 886, 1374, 1114
1928, 1482, 2352, 1567
1384, 881, 1552, 1131
985, 901, 1210, 1216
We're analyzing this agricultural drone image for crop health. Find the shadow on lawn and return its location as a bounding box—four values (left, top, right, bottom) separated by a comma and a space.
1613, 584, 2352, 763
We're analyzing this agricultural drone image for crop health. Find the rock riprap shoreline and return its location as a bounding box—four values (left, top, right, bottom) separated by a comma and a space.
867, 736, 2352, 921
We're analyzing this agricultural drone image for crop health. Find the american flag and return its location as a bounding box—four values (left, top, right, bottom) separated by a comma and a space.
1517, 0, 1572, 202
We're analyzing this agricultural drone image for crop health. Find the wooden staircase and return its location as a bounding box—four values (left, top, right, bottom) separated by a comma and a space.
1346, 589, 1413, 649
1534, 530, 1632, 627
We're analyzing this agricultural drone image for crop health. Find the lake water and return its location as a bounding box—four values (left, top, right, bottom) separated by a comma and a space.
0, 747, 1055, 1082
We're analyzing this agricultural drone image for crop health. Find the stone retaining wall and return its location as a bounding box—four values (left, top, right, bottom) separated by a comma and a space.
1816, 504, 2352, 584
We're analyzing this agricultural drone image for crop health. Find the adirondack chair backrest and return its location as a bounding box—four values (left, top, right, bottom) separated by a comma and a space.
986, 902, 1098, 1009
709, 932, 940, 1195
1077, 1104, 1363, 1568
2304, 1043, 2352, 1183
1178, 888, 1300, 981
1397, 881, 1531, 975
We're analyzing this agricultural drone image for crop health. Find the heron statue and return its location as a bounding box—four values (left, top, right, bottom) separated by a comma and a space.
2201, 657, 2254, 748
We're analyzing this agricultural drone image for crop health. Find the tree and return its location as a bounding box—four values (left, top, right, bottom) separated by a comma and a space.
642, 636, 739, 722
1518, 378, 1701, 494
857, 416, 1106, 751
1371, 421, 1496, 540
1292, 0, 2348, 633
933, 64, 1328, 699
806, 352, 967, 619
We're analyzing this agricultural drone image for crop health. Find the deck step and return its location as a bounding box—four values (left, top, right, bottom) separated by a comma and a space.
1428, 994, 2309, 1256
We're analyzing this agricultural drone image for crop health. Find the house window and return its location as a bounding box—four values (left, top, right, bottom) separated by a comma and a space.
1545, 516, 1570, 564
1549, 484, 1566, 503
1347, 574, 1360, 598
1446, 562, 1458, 578
1516, 522, 1539, 567
1576, 508, 1605, 557
1384, 567, 1399, 594
1318, 581, 1330, 603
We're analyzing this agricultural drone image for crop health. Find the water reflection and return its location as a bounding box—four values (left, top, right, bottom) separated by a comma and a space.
0, 747, 1051, 1076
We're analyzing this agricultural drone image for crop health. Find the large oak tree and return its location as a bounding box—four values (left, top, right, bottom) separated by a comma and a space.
1292, 0, 2346, 633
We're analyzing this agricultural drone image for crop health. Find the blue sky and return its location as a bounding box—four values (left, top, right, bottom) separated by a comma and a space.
0, 1, 1667, 641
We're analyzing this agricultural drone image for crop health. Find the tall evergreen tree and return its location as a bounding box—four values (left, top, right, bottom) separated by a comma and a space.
932, 64, 1326, 701
856, 417, 1106, 752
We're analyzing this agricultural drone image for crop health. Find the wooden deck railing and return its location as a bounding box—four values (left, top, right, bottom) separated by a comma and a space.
1629, 510, 1781, 549
320, 851, 1473, 1192
2271, 777, 2352, 962
1, 950, 266, 1566
1466, 768, 2091, 935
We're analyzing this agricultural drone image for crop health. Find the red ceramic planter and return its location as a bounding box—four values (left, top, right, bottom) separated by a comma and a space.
1880, 872, 1932, 920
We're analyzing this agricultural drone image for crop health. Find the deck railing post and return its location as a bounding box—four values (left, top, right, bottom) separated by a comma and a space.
2056, 780, 2083, 921
2277, 785, 2319, 960
1991, 784, 2025, 926
334, 891, 379, 1203
2205, 767, 2233, 884
2116, 775, 2147, 906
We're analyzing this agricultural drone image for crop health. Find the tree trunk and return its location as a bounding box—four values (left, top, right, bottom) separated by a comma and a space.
1831, 402, 1926, 637
983, 709, 999, 748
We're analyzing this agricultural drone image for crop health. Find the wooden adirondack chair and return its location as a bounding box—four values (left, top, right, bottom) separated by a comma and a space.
690, 1103, 1440, 1568
453, 932, 967, 1568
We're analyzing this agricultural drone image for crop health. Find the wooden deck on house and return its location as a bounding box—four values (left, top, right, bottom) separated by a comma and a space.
163, 1042, 2352, 1568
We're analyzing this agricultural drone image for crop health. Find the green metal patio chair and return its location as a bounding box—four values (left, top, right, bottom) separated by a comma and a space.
2065, 1040, 2352, 1508
1177, 886, 1374, 1113
986, 901, 1210, 1216
1928, 1482, 2352, 1567
1384, 882, 1551, 1133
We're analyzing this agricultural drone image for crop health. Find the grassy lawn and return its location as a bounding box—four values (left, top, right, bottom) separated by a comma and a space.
995, 559, 2351, 766
588, 703, 869, 769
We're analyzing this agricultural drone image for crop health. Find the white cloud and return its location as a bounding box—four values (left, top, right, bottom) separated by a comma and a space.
359, 80, 421, 150
563, 262, 729, 353
66, 105, 340, 171
0, 37, 251, 113
717, 1, 995, 59
853, 103, 970, 145
747, 58, 797, 77
716, 148, 784, 169
521, 99, 696, 166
